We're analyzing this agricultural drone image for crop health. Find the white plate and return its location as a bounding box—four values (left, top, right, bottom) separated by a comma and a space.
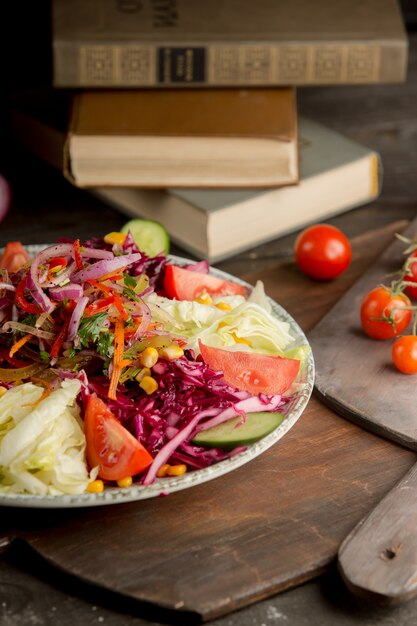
0, 247, 314, 508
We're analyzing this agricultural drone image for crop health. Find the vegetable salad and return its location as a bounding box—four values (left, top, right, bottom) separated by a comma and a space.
0, 233, 304, 496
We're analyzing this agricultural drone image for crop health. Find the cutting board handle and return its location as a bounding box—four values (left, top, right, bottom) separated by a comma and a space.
338, 462, 417, 602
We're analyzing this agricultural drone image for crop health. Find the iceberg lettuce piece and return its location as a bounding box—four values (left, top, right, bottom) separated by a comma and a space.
198, 302, 293, 355
0, 379, 94, 496
147, 281, 293, 355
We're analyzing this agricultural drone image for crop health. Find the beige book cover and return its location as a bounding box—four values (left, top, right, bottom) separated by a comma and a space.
52, 0, 407, 87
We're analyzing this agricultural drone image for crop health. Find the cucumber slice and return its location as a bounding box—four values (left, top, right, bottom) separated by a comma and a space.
192, 411, 285, 451
121, 219, 170, 257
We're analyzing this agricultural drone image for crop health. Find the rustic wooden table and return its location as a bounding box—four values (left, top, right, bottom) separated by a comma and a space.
0, 33, 416, 626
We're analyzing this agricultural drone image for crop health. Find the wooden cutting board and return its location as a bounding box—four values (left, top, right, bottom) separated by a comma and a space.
1, 221, 415, 623
309, 215, 417, 450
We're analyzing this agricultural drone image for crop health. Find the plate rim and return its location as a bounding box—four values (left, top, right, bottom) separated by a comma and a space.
0, 246, 314, 508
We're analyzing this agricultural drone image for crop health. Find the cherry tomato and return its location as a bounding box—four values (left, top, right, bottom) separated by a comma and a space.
392, 335, 417, 374
294, 224, 352, 281
402, 251, 417, 299
84, 395, 153, 481
164, 265, 245, 300
360, 287, 412, 340
198, 341, 300, 395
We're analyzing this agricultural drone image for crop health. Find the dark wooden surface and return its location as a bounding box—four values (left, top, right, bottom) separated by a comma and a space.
310, 215, 417, 449
1, 222, 416, 623
339, 462, 417, 603
0, 30, 416, 626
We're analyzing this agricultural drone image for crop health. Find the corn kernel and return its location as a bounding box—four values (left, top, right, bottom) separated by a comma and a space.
139, 347, 159, 368
195, 293, 212, 305
0, 387, 7, 398
104, 232, 127, 246
117, 476, 133, 488
167, 464, 187, 477
139, 375, 159, 395
87, 479, 104, 493
158, 345, 184, 361
215, 301, 232, 311
135, 367, 151, 383
156, 464, 171, 478
231, 332, 251, 346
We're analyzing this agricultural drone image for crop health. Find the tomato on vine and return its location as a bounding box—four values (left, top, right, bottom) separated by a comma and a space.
392, 335, 417, 374
294, 224, 351, 281
402, 250, 417, 300
360, 286, 412, 340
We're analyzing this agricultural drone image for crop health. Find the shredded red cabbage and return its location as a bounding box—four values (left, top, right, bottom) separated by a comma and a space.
79, 350, 285, 485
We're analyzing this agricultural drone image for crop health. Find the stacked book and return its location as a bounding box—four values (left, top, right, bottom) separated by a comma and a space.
11, 0, 407, 261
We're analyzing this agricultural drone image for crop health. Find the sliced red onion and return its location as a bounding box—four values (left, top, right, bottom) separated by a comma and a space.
1, 321, 55, 340
142, 407, 221, 485
0, 282, 15, 291
0, 175, 11, 223
49, 283, 83, 302
11, 304, 18, 322
67, 296, 89, 341
35, 312, 51, 329
26, 271, 54, 313
195, 395, 283, 433
81, 248, 114, 260
42, 261, 76, 288
28, 243, 114, 309
184, 260, 210, 274
28, 245, 74, 313
34, 243, 114, 264
131, 298, 152, 341
72, 253, 143, 284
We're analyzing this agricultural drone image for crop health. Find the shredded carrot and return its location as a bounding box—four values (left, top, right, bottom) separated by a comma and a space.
23, 377, 52, 407
112, 294, 129, 321
124, 318, 142, 336
9, 334, 32, 358
92, 271, 124, 282
89, 281, 128, 321
118, 359, 133, 369
89, 279, 112, 295
108, 317, 125, 400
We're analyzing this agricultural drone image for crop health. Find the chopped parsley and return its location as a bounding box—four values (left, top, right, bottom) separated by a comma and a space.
123, 274, 137, 288
20, 314, 37, 327
97, 331, 114, 358
123, 286, 140, 302
39, 350, 51, 364
78, 312, 108, 348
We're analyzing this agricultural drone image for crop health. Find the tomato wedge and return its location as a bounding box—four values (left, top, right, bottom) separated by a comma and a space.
164, 264, 245, 300
0, 242, 30, 273
199, 341, 300, 395
84, 395, 153, 481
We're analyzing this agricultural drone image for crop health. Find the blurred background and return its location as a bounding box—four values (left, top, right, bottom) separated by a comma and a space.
0, 0, 416, 266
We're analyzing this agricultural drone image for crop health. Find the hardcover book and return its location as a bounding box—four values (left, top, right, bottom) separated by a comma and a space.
52, 0, 408, 88
93, 118, 382, 260
11, 88, 298, 189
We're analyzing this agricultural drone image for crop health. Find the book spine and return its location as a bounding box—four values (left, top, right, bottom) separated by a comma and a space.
53, 40, 407, 87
